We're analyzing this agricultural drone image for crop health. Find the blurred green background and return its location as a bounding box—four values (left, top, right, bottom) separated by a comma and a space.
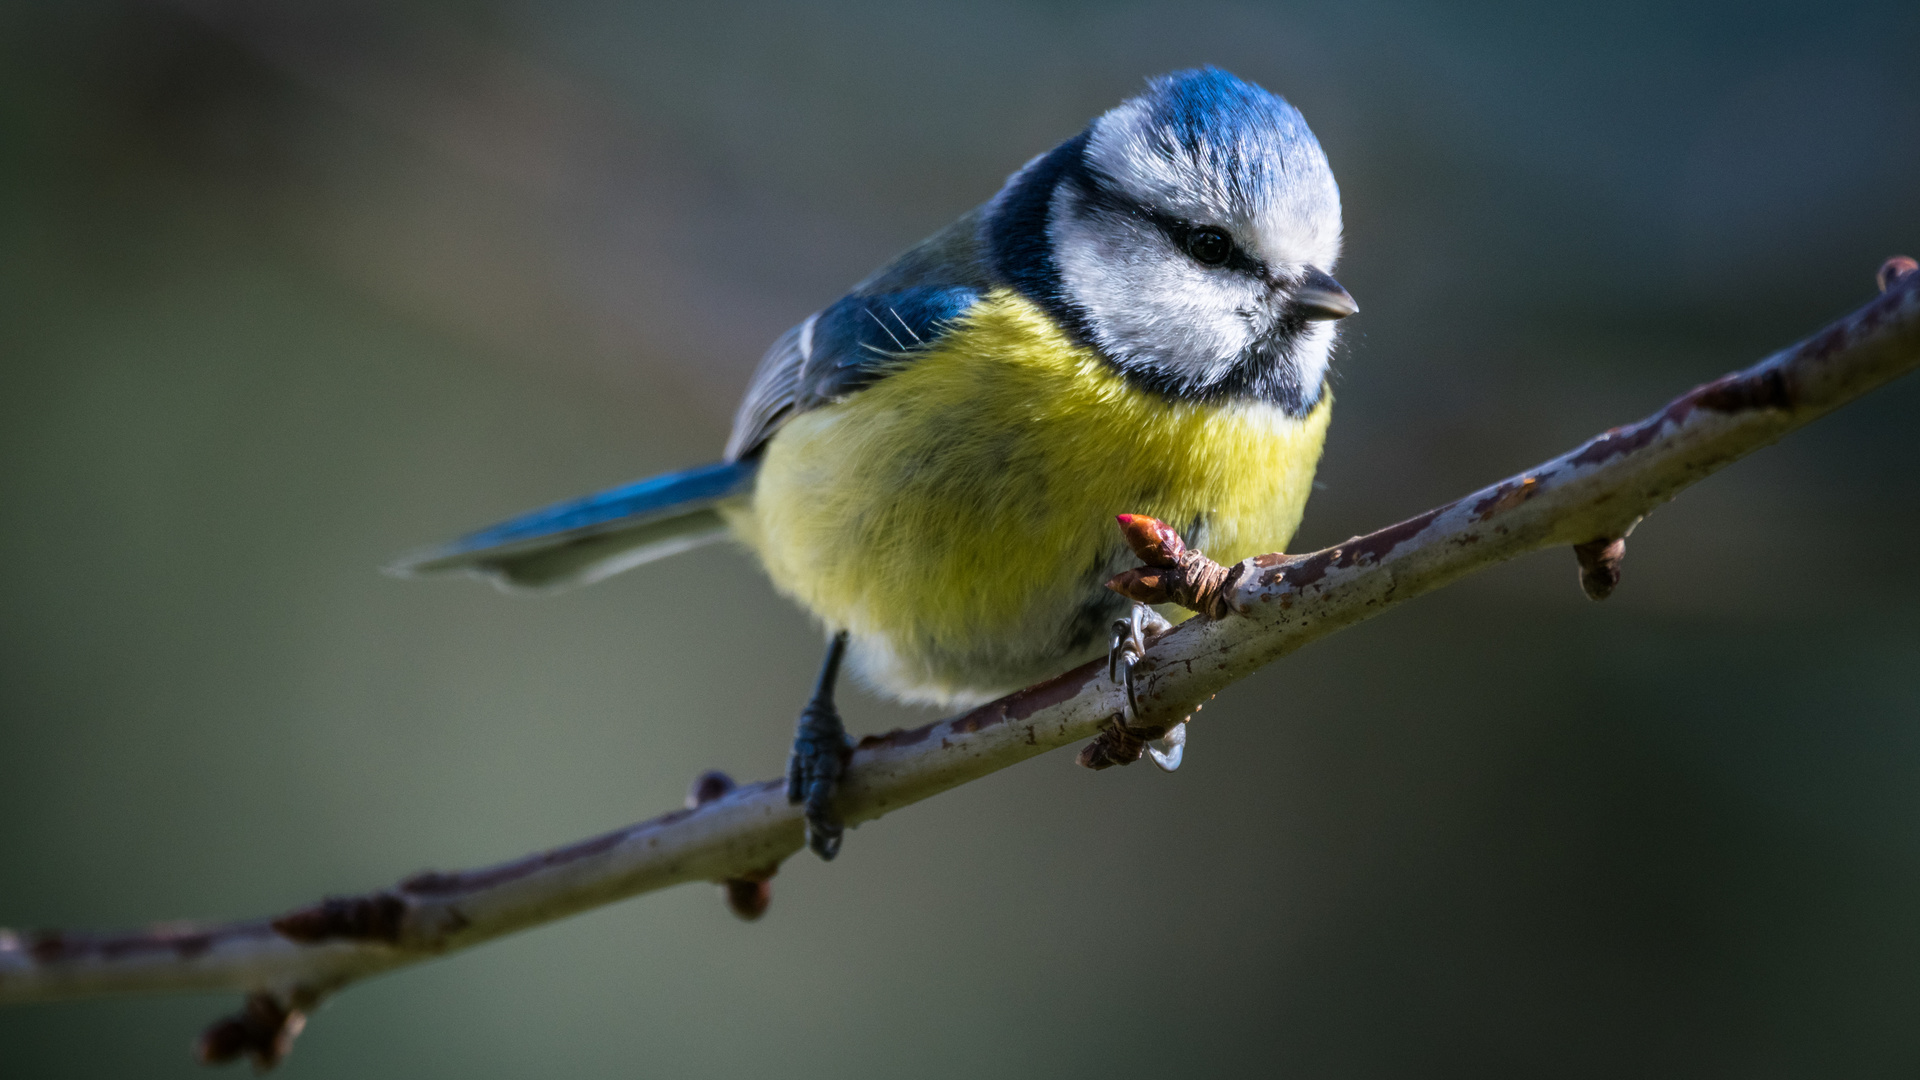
4, 1, 1920, 1076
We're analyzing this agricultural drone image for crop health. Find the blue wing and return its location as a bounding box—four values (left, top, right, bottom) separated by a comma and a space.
726, 284, 983, 460
388, 460, 755, 591
807, 285, 982, 391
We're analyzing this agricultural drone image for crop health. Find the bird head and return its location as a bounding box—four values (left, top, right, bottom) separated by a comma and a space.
988, 68, 1353, 413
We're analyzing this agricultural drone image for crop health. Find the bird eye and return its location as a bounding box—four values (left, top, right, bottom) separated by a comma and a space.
1183, 227, 1233, 267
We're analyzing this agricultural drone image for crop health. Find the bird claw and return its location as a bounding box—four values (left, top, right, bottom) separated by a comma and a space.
1108, 605, 1150, 719
1145, 722, 1186, 772
1106, 603, 1188, 770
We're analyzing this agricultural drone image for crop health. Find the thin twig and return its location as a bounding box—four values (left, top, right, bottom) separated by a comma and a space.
4, 259, 1917, 1069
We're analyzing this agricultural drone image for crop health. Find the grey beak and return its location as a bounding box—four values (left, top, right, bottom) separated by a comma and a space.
1294, 267, 1358, 321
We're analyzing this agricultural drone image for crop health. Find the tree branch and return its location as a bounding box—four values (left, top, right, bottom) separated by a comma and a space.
5, 260, 1918, 1069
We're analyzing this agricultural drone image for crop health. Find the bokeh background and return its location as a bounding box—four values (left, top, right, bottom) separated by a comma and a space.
4, 1, 1920, 1076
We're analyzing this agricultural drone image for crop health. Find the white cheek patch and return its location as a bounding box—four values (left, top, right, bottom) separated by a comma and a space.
1290, 319, 1336, 392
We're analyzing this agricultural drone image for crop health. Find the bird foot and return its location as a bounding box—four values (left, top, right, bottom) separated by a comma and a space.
1082, 513, 1247, 774
1107, 601, 1173, 721
787, 696, 851, 860
1085, 601, 1186, 771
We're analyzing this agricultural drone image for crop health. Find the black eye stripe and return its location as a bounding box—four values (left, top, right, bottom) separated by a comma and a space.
1070, 170, 1268, 276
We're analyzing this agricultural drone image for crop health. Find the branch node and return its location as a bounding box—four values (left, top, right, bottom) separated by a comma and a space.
1880, 256, 1917, 294
271, 893, 408, 945
687, 769, 736, 808
1107, 514, 1242, 620
194, 991, 307, 1072
723, 877, 775, 921
1573, 537, 1628, 601
687, 770, 780, 921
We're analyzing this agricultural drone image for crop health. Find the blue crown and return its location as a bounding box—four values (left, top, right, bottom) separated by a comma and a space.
1133, 67, 1321, 180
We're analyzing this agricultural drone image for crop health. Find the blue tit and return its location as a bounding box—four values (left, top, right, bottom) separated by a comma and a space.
392, 67, 1358, 858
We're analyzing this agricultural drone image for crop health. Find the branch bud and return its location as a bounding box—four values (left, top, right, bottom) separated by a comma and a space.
1106, 515, 1239, 619
687, 769, 736, 807
195, 992, 307, 1071
688, 771, 779, 921
1115, 514, 1186, 567
1880, 256, 1917, 294
724, 878, 774, 920
1105, 567, 1175, 606
1573, 537, 1628, 600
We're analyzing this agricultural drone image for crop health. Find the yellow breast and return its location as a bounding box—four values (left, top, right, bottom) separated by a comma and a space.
725, 288, 1331, 705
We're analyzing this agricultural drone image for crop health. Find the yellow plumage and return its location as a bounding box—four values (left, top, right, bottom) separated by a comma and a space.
724, 288, 1331, 706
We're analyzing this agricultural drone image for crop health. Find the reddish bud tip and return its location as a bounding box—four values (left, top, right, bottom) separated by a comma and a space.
1115, 514, 1185, 566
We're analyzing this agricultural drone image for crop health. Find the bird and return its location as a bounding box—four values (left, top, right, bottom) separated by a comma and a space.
391, 67, 1357, 860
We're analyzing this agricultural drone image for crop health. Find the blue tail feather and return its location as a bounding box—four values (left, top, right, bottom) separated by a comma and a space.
389, 460, 755, 591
